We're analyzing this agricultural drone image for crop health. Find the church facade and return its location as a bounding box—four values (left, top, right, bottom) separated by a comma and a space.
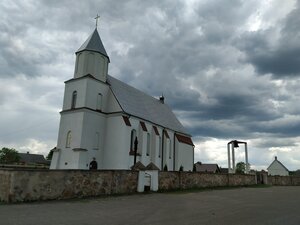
50, 28, 194, 171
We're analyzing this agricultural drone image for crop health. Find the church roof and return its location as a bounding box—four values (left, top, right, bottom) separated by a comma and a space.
107, 75, 188, 135
76, 28, 110, 62
19, 153, 50, 165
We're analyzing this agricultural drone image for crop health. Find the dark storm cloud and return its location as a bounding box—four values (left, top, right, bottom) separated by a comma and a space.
195, 93, 277, 121
248, 117, 300, 138
253, 137, 298, 149
103, 0, 299, 142
237, 1, 300, 77
188, 122, 246, 139
1, 0, 300, 169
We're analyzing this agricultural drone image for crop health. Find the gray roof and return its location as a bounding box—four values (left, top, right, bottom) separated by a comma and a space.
19, 153, 49, 165
107, 75, 188, 135
76, 28, 110, 62
194, 163, 220, 173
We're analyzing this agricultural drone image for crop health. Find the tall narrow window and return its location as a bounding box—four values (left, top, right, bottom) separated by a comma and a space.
130, 129, 137, 151
87, 53, 95, 74
93, 132, 99, 149
71, 91, 77, 109
169, 139, 172, 159
146, 133, 150, 156
100, 55, 106, 76
159, 136, 162, 158
66, 131, 72, 148
97, 93, 102, 111
75, 53, 81, 73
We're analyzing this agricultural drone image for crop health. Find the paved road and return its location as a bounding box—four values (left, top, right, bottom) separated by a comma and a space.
1, 186, 300, 225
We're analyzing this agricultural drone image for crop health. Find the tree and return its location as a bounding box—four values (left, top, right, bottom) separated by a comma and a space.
0, 147, 20, 164
235, 161, 246, 174
46, 148, 55, 160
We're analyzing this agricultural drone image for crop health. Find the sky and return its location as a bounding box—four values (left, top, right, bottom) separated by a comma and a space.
0, 0, 300, 171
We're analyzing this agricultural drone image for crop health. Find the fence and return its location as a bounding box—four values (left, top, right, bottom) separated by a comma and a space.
1, 168, 298, 203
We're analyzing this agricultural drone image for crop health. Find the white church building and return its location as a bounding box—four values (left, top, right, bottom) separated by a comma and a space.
50, 27, 194, 171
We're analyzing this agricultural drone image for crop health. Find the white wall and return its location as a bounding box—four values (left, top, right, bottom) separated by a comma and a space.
103, 115, 131, 169
51, 111, 85, 169
85, 79, 109, 111
74, 51, 109, 82
63, 79, 87, 110
63, 77, 122, 113
175, 139, 194, 171
80, 110, 106, 169
106, 88, 122, 112
268, 161, 289, 176
150, 128, 160, 169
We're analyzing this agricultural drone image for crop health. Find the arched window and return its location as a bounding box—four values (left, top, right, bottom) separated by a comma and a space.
99, 55, 106, 76
87, 53, 95, 74
66, 131, 72, 148
93, 132, 99, 149
159, 136, 162, 158
97, 93, 102, 111
130, 129, 137, 151
169, 139, 172, 159
71, 91, 77, 109
75, 53, 81, 73
146, 133, 150, 156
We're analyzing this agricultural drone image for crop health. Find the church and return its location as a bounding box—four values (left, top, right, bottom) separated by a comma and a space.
50, 26, 194, 171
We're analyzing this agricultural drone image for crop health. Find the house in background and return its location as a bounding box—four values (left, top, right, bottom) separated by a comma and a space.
219, 167, 228, 174
50, 27, 194, 171
267, 156, 289, 176
19, 152, 50, 166
194, 162, 221, 173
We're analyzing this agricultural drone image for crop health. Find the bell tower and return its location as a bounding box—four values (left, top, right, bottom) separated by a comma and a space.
74, 27, 110, 82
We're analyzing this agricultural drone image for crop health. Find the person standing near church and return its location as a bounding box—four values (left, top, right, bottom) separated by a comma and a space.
89, 157, 98, 170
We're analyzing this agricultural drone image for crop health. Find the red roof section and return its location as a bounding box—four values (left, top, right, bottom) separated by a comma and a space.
175, 134, 194, 146
164, 130, 170, 139
140, 121, 147, 131
153, 126, 159, 135
122, 116, 131, 126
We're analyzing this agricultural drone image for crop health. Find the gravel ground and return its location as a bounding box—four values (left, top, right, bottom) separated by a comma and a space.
1, 186, 300, 225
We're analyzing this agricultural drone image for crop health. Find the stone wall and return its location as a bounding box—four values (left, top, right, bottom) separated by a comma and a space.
267, 175, 300, 186
0, 169, 138, 203
159, 172, 256, 191
0, 170, 10, 202
2, 169, 300, 203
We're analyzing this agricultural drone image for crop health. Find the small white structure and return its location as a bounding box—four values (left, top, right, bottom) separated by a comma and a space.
267, 156, 289, 176
227, 140, 249, 174
50, 27, 194, 171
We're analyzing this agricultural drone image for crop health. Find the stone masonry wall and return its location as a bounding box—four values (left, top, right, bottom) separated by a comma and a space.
0, 169, 138, 203
0, 170, 11, 202
158, 172, 256, 191
267, 175, 300, 186
2, 169, 300, 203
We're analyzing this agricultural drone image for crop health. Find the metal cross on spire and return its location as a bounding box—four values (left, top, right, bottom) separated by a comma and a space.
95, 14, 100, 28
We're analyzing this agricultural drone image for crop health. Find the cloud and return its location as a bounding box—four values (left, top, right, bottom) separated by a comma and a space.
0, 75, 62, 146
0, 0, 300, 171
237, 1, 300, 77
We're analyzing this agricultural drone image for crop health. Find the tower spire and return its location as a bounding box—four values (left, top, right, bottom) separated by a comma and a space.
95, 14, 100, 28
74, 18, 110, 81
